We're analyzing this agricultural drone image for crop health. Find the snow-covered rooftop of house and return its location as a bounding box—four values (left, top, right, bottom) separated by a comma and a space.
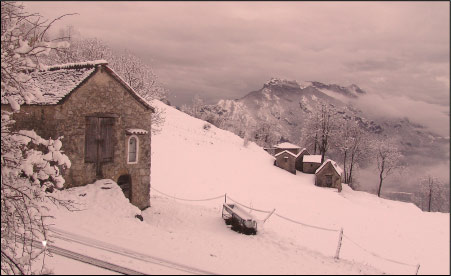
1, 61, 106, 106
274, 142, 301, 149
316, 159, 343, 176
303, 155, 322, 163
41, 60, 108, 71
275, 150, 298, 158
2, 60, 154, 112
126, 128, 149, 135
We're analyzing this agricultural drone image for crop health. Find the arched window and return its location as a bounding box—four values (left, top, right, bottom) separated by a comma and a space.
127, 135, 139, 164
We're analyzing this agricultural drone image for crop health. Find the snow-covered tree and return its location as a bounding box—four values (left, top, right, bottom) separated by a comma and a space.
335, 116, 369, 188
417, 176, 449, 212
300, 101, 340, 163
46, 36, 111, 65
299, 109, 321, 154
371, 137, 404, 197
1, 2, 73, 274
46, 35, 167, 134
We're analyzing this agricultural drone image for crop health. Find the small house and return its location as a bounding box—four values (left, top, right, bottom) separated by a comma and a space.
263, 147, 276, 156
274, 150, 297, 174
303, 155, 322, 174
315, 159, 343, 192
273, 142, 302, 155
295, 148, 310, 172
1, 61, 154, 210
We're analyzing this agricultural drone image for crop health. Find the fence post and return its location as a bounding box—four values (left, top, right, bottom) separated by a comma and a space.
334, 228, 344, 259
415, 264, 420, 275
263, 209, 276, 223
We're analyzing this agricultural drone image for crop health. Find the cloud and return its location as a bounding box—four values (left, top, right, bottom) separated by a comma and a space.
435, 76, 450, 89
351, 93, 450, 137
22, 1, 449, 134
346, 58, 404, 72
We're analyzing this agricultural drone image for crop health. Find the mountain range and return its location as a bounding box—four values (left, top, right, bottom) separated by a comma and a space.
197, 78, 449, 199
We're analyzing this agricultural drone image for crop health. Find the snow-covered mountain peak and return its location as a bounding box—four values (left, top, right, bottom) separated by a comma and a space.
310, 81, 366, 98
263, 78, 300, 89
346, 84, 366, 95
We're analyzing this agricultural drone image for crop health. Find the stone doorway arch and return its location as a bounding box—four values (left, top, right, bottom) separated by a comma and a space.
117, 174, 132, 201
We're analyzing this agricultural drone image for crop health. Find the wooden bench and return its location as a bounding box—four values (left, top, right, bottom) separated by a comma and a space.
222, 203, 257, 235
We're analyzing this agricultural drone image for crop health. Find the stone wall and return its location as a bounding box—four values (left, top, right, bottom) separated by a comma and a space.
315, 162, 342, 191
275, 152, 296, 174
7, 66, 152, 210
295, 152, 309, 171
303, 162, 321, 174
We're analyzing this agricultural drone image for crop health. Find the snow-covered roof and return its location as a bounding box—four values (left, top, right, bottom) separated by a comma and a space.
1, 60, 154, 112
296, 148, 309, 156
303, 155, 322, 163
274, 142, 301, 149
103, 65, 154, 112
315, 159, 343, 176
275, 150, 298, 158
41, 60, 108, 71
126, 128, 149, 135
2, 64, 96, 105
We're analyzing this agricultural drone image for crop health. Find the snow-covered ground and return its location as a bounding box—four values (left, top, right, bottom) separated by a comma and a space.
46, 100, 449, 275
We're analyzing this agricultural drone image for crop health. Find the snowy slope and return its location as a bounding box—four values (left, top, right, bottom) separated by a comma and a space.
151, 100, 449, 275
46, 100, 449, 275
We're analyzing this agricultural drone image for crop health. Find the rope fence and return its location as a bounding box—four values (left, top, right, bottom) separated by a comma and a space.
150, 186, 420, 274
150, 186, 225, 202
342, 234, 419, 268
227, 195, 272, 214
274, 212, 339, 232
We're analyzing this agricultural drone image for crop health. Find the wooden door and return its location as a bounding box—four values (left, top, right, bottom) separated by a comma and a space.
85, 116, 114, 178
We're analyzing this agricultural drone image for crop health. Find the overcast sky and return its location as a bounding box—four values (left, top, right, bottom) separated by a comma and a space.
24, 1, 450, 136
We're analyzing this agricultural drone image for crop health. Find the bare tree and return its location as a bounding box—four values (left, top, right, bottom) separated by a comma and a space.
371, 137, 404, 197
1, 2, 74, 274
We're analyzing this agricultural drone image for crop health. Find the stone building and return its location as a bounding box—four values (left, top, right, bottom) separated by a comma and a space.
273, 142, 302, 155
315, 159, 343, 192
263, 147, 276, 156
2, 61, 154, 209
295, 148, 310, 172
303, 155, 322, 174
274, 150, 297, 174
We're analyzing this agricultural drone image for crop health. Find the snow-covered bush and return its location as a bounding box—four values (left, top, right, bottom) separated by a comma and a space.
203, 123, 211, 131
1, 2, 73, 274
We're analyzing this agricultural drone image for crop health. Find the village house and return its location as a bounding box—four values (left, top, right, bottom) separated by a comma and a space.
302, 155, 322, 174
263, 147, 276, 156
315, 159, 343, 192
274, 148, 310, 175
295, 148, 310, 172
274, 150, 297, 174
1, 60, 154, 210
273, 142, 302, 155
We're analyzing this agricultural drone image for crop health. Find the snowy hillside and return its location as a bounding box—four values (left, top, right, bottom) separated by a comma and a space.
46, 100, 449, 275
152, 100, 449, 274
